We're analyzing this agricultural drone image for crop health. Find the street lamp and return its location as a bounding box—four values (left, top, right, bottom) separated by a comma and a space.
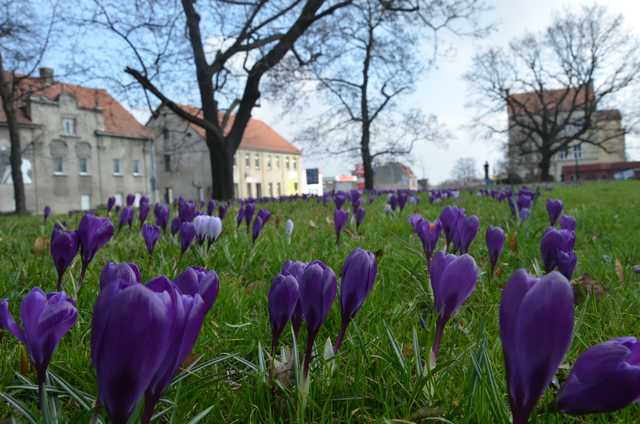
573, 143, 581, 182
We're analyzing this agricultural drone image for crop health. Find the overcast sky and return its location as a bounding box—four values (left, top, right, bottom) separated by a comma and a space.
251, 0, 640, 183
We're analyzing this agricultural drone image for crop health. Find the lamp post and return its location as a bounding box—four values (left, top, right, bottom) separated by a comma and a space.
573, 143, 581, 182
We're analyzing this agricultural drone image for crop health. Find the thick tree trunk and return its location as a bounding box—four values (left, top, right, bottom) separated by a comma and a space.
0, 62, 27, 214
206, 130, 234, 200
361, 124, 374, 190
538, 153, 552, 182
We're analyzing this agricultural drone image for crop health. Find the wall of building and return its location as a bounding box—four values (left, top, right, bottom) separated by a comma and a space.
0, 92, 152, 213
148, 108, 304, 200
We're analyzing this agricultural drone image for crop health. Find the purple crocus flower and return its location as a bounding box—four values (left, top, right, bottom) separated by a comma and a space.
252, 216, 264, 244
455, 215, 480, 253
439, 206, 464, 250
178, 198, 197, 223
236, 204, 245, 228
557, 250, 577, 280
0, 288, 77, 384
126, 193, 135, 207
244, 201, 256, 229
50, 224, 80, 291
154, 203, 169, 232
99, 262, 140, 290
500, 270, 574, 424
355, 207, 366, 229
78, 213, 114, 283
519, 208, 531, 222
170, 217, 181, 236
540, 228, 576, 273
397, 191, 408, 211
107, 196, 116, 214
43, 206, 51, 223
142, 224, 161, 256
142, 273, 218, 423
429, 252, 479, 363
546, 199, 564, 226
257, 208, 272, 225
207, 199, 216, 216
139, 201, 150, 225
174, 267, 220, 310
486, 226, 505, 276
119, 206, 133, 230
179, 222, 196, 256
218, 204, 228, 220
299, 260, 337, 376
334, 192, 347, 210
560, 215, 577, 231
557, 337, 640, 415
389, 194, 398, 211
414, 218, 442, 265
334, 209, 349, 243
334, 248, 377, 353
282, 260, 306, 337
91, 279, 171, 424
268, 274, 300, 354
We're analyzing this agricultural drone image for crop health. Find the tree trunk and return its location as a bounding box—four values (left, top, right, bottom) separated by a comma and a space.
361, 123, 374, 190
206, 130, 234, 200
0, 62, 27, 214
538, 152, 552, 182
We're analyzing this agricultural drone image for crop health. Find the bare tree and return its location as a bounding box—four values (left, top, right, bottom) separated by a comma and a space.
451, 157, 477, 184
78, 0, 380, 199
287, 0, 487, 189
466, 5, 640, 181
0, 0, 59, 213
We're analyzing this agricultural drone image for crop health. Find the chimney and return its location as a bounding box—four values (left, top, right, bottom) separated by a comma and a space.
39, 67, 54, 85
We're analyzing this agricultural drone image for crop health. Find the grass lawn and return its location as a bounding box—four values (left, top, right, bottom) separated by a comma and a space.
0, 180, 639, 423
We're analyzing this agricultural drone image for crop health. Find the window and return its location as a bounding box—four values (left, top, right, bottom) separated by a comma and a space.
276, 157, 280, 168
267, 156, 272, 169
54, 157, 64, 174
255, 156, 260, 169
286, 157, 290, 169
113, 159, 122, 175
80, 194, 91, 211
134, 193, 142, 207
114, 193, 123, 206
256, 183, 262, 198
293, 158, 297, 170
198, 188, 205, 202
132, 159, 141, 176
573, 144, 582, 159
276, 182, 281, 197
269, 183, 273, 197
79, 158, 88, 175
164, 155, 171, 172
62, 118, 75, 136
164, 188, 173, 204
245, 154, 250, 167
559, 147, 569, 160
246, 183, 252, 198
293, 182, 298, 192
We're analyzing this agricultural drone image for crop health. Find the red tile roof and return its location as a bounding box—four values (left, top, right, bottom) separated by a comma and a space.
562, 161, 640, 173
507, 85, 594, 116
176, 104, 301, 154
0, 73, 153, 139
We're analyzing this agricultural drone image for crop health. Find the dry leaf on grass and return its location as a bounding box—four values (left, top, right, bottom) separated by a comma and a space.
615, 258, 624, 283
32, 236, 49, 254
508, 232, 518, 252
573, 273, 605, 304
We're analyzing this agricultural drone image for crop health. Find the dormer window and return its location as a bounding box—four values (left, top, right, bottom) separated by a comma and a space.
62, 118, 75, 136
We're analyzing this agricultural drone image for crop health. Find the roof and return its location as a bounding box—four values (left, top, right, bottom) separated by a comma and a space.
562, 161, 640, 173
172, 104, 301, 154
373, 161, 417, 179
507, 85, 594, 116
0, 72, 153, 139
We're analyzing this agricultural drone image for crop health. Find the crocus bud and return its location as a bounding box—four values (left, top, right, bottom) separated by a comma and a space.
389, 194, 398, 211
397, 191, 408, 211
78, 213, 114, 281
335, 248, 377, 353
540, 228, 576, 273
519, 207, 531, 222
546, 199, 563, 226
43, 206, 51, 222
500, 270, 574, 424
142, 224, 161, 256
207, 199, 216, 216
355, 207, 366, 229
439, 206, 464, 250
218, 204, 228, 220
299, 260, 337, 376
456, 215, 480, 253
486, 226, 505, 276
244, 202, 256, 229
50, 224, 79, 291
170, 217, 181, 236
119, 207, 133, 229
236, 204, 245, 228
429, 252, 478, 363
334, 192, 346, 210
92, 281, 171, 424
557, 337, 640, 414
282, 260, 306, 336
557, 250, 577, 280
334, 209, 348, 243
285, 219, 294, 238
174, 267, 220, 310
252, 216, 264, 244
560, 215, 577, 231
268, 274, 300, 354
179, 222, 196, 255
139, 201, 150, 225
126, 193, 135, 207
154, 203, 169, 232
0, 288, 77, 384
107, 196, 116, 214
383, 204, 392, 215
257, 208, 272, 225
99, 262, 140, 290
178, 199, 197, 223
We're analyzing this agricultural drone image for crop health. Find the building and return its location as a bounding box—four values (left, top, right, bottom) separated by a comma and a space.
0, 68, 154, 213
562, 161, 640, 181
146, 105, 303, 200
506, 86, 626, 182
373, 161, 417, 190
